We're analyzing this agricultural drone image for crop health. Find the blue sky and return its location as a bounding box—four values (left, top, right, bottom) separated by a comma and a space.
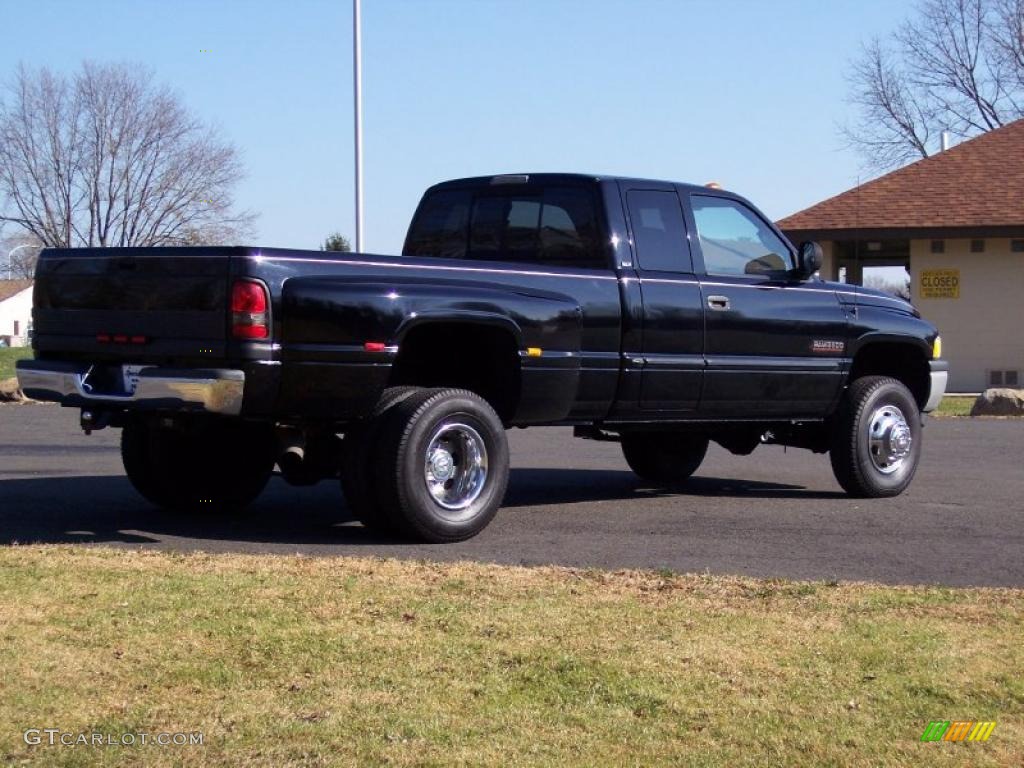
1, 0, 917, 254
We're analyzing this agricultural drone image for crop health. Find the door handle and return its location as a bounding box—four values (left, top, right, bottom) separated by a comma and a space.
707, 295, 731, 311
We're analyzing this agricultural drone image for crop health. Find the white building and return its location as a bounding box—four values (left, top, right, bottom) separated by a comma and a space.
0, 280, 33, 347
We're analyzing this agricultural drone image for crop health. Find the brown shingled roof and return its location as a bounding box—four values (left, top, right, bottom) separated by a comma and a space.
778, 119, 1024, 235
0, 279, 33, 303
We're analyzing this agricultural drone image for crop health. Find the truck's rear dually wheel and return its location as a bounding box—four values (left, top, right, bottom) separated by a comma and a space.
121, 417, 275, 512
340, 386, 424, 532
371, 388, 509, 543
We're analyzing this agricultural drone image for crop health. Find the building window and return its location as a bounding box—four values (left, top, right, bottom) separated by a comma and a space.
1012, 239, 1024, 253
989, 370, 1020, 387
13, 321, 19, 336
970, 239, 985, 253
930, 240, 945, 254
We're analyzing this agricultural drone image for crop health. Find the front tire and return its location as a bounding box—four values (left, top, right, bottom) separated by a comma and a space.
621, 433, 709, 485
371, 388, 510, 543
829, 376, 922, 497
121, 418, 275, 512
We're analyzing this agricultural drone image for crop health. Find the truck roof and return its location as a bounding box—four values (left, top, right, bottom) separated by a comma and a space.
428, 173, 733, 196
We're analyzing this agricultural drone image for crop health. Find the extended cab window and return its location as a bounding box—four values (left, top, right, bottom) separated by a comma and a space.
625, 190, 692, 272
691, 195, 793, 276
404, 186, 605, 269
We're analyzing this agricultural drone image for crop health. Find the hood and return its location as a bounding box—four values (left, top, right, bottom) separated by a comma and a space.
819, 280, 919, 316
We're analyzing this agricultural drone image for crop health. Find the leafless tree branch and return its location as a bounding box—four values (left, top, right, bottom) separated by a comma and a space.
840, 39, 939, 169
990, 0, 1024, 92
842, 0, 1024, 170
0, 61, 256, 249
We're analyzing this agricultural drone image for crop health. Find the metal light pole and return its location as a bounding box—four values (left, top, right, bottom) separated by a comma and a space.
353, 0, 364, 252
5, 243, 39, 281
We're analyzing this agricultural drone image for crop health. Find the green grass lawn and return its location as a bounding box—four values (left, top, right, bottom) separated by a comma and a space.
0, 346, 32, 380
931, 395, 975, 418
0, 547, 1020, 767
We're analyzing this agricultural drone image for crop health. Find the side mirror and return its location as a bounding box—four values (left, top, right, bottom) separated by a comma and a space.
797, 241, 823, 279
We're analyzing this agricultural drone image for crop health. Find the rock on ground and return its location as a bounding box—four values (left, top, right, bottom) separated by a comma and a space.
970, 388, 1024, 416
0, 378, 25, 403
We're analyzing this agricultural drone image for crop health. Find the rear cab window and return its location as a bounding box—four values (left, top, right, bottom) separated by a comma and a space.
404, 182, 609, 270
625, 189, 693, 273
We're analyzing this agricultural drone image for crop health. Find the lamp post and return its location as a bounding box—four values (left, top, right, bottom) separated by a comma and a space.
353, 0, 364, 252
6, 243, 40, 281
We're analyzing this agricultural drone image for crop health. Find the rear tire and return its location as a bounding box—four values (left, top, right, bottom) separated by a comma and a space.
121, 417, 275, 512
621, 433, 708, 485
340, 386, 424, 532
829, 375, 922, 497
371, 388, 509, 543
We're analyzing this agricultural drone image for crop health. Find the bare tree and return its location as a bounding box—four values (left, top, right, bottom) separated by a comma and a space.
0, 62, 255, 247
992, 0, 1024, 89
843, 40, 941, 169
843, 0, 1024, 169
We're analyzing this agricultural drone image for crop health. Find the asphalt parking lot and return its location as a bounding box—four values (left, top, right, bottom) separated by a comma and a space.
0, 404, 1021, 587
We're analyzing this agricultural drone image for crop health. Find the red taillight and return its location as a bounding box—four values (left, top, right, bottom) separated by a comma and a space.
364, 341, 387, 352
232, 280, 270, 339
232, 281, 268, 313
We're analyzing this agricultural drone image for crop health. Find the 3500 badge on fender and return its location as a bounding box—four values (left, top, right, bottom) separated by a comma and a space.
811, 339, 845, 354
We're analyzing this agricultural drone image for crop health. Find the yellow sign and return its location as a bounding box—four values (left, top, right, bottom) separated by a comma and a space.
920, 269, 960, 299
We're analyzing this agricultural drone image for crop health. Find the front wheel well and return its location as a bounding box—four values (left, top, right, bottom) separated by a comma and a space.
387, 322, 521, 422
848, 342, 930, 410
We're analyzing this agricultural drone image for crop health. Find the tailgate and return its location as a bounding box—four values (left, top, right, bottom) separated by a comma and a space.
32, 247, 236, 364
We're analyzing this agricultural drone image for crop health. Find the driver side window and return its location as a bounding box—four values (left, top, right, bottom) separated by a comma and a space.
692, 195, 793, 276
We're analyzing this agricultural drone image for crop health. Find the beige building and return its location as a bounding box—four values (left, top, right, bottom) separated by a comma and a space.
779, 119, 1024, 393
0, 279, 33, 348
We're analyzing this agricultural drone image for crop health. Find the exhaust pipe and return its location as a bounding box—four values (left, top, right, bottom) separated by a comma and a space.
277, 428, 312, 484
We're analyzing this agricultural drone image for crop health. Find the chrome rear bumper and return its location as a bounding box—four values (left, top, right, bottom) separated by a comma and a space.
16, 361, 245, 415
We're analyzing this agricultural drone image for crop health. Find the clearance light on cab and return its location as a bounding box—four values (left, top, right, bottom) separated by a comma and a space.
933, 336, 942, 359
231, 279, 270, 339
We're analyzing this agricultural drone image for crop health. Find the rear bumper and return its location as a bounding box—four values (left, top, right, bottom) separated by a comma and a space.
923, 360, 948, 413
16, 360, 245, 416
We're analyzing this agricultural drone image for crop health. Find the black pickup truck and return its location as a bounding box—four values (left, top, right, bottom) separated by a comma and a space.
18, 173, 947, 542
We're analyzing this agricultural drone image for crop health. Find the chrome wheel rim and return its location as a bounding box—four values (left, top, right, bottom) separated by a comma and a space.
424, 422, 488, 513
867, 404, 912, 474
